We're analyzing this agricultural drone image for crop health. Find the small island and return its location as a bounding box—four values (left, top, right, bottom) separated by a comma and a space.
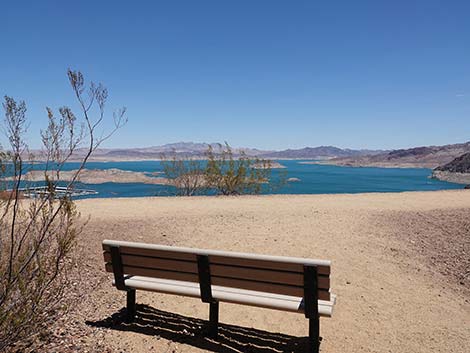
253, 161, 286, 169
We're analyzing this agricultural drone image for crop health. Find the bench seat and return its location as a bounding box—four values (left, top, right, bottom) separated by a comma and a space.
116, 276, 336, 317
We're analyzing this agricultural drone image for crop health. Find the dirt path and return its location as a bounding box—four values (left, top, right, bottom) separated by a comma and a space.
33, 190, 470, 353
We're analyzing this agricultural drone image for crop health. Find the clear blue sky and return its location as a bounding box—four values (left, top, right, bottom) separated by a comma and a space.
1, 0, 469, 150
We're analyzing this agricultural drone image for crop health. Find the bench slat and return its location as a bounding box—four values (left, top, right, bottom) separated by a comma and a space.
121, 276, 335, 317
105, 263, 199, 283
104, 252, 198, 273
102, 246, 330, 275
103, 245, 197, 262
103, 252, 330, 289
210, 264, 330, 288
102, 240, 331, 272
210, 255, 330, 275
211, 276, 330, 301
105, 263, 330, 301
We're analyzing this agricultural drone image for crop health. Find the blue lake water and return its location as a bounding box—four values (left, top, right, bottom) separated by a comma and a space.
24, 160, 462, 199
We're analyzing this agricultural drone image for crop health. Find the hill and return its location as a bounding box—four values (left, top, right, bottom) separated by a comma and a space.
318, 142, 470, 169
434, 152, 470, 173
431, 152, 470, 184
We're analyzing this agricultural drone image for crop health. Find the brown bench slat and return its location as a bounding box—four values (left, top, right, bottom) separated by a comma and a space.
102, 241, 331, 276
103, 244, 197, 262
103, 252, 330, 289
104, 252, 198, 273
105, 263, 200, 283
103, 249, 330, 276
211, 276, 330, 301
210, 264, 330, 289
105, 263, 330, 301
210, 255, 330, 275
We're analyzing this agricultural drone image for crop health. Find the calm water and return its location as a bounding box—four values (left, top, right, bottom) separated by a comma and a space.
24, 160, 462, 199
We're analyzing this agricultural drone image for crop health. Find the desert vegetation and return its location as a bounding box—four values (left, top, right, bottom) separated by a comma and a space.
160, 154, 207, 196
205, 144, 273, 195
161, 143, 285, 196
0, 70, 126, 351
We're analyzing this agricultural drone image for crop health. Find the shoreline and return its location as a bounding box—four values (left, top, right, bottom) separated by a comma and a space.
20, 157, 437, 169
309, 160, 433, 169
71, 188, 467, 202
431, 170, 470, 185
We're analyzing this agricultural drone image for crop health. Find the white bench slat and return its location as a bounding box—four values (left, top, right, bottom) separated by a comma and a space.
103, 239, 331, 268
119, 276, 335, 317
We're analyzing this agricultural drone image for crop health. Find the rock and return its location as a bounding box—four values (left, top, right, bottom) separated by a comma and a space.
253, 161, 286, 169
287, 177, 301, 182
464, 185, 470, 189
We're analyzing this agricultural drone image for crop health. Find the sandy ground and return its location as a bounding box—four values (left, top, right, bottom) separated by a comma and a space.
32, 190, 470, 353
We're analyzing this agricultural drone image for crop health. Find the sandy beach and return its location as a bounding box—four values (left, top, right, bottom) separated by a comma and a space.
35, 190, 470, 353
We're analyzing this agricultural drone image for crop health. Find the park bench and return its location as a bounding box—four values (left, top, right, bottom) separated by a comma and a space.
102, 239, 336, 353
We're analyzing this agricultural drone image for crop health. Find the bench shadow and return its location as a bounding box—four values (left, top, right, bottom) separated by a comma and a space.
86, 304, 319, 353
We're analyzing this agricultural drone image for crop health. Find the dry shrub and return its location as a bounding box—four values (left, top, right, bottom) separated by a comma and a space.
0, 70, 126, 351
161, 143, 281, 196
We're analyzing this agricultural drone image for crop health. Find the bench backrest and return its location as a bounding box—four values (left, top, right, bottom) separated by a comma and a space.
103, 240, 331, 301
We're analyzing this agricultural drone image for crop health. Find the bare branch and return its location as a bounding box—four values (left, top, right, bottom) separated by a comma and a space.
0, 69, 126, 350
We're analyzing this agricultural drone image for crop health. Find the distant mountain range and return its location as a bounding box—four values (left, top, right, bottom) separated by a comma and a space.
71, 141, 470, 167
76, 142, 386, 161
261, 146, 385, 159
19, 141, 470, 170
77, 142, 269, 160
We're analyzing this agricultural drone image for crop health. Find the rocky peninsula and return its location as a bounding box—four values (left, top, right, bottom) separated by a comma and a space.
431, 152, 470, 185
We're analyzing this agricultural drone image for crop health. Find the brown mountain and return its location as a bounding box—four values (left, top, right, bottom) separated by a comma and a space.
431, 152, 470, 185
319, 142, 470, 169
434, 152, 470, 173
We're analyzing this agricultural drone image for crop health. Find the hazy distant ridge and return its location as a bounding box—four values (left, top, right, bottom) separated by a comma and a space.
260, 146, 385, 159
77, 142, 384, 161
64, 141, 470, 167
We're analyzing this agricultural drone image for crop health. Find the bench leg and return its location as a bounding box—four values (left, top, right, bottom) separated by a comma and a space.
308, 317, 320, 353
126, 289, 136, 323
208, 301, 219, 338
